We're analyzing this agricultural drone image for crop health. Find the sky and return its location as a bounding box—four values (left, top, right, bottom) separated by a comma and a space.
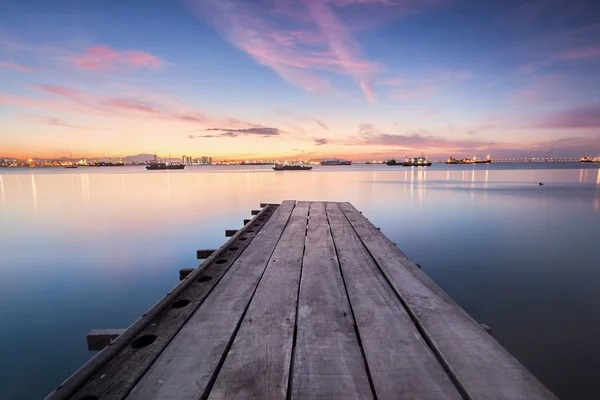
1, 0, 599, 161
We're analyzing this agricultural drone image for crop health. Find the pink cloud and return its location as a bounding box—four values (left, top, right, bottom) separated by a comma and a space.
0, 61, 31, 73
386, 70, 471, 100
27, 85, 257, 130
514, 75, 563, 105
559, 47, 600, 60
535, 103, 600, 129
70, 46, 165, 71
23, 115, 108, 130
187, 0, 406, 101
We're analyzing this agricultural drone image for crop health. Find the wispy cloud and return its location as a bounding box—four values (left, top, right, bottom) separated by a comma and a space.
70, 45, 165, 71
534, 103, 600, 129
0, 61, 31, 73
312, 118, 332, 132
187, 0, 446, 101
1, 85, 267, 131
189, 127, 282, 138
23, 115, 107, 130
385, 70, 472, 100
314, 138, 329, 145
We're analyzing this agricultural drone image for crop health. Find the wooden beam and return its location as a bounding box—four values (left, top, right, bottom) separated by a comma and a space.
179, 268, 194, 281
243, 219, 251, 225
251, 209, 260, 215
196, 249, 215, 259
87, 329, 125, 351
225, 229, 238, 237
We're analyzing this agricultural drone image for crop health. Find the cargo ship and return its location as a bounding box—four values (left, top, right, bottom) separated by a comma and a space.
320, 158, 352, 166
446, 156, 459, 164
145, 154, 185, 170
146, 163, 185, 170
580, 157, 594, 163
273, 163, 312, 171
387, 154, 431, 167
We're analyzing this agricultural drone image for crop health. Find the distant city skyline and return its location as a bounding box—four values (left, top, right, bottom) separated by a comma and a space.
1, 0, 600, 159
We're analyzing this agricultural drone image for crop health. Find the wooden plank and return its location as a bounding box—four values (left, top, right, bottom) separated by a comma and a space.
291, 202, 373, 399
251, 209, 260, 215
87, 329, 126, 351
208, 201, 310, 400
126, 201, 297, 400
56, 205, 278, 400
339, 202, 558, 400
225, 229, 238, 237
197, 249, 215, 259
325, 202, 461, 400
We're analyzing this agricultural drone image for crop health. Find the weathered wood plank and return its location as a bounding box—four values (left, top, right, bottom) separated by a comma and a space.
126, 201, 297, 400
325, 202, 461, 399
225, 229, 238, 237
251, 209, 260, 215
87, 329, 126, 351
197, 249, 215, 259
208, 201, 310, 400
292, 202, 373, 400
56, 205, 278, 400
339, 202, 557, 400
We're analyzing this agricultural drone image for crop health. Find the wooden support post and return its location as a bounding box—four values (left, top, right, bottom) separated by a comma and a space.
251, 209, 260, 215
196, 249, 215, 259
225, 229, 238, 237
244, 219, 251, 225
87, 329, 126, 351
260, 203, 268, 207
179, 268, 194, 281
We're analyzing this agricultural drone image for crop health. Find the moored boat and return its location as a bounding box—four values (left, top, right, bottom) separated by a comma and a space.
320, 158, 352, 166
446, 156, 459, 164
580, 156, 594, 163
273, 163, 312, 171
146, 162, 185, 170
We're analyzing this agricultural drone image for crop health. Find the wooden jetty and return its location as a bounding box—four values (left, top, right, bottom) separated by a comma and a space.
47, 201, 557, 400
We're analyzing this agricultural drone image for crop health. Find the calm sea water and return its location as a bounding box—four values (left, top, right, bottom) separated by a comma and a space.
1, 163, 599, 400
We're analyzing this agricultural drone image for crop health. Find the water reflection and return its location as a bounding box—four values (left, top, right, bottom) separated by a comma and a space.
0, 175, 5, 206
31, 174, 37, 214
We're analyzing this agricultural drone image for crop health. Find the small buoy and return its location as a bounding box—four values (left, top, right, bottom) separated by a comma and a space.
539, 182, 544, 186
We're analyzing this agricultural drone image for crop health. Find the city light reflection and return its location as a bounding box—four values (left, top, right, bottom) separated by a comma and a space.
31, 174, 38, 213
0, 175, 5, 206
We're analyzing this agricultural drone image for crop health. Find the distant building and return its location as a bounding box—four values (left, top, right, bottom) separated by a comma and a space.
182, 155, 186, 164
201, 156, 208, 164
208, 157, 213, 164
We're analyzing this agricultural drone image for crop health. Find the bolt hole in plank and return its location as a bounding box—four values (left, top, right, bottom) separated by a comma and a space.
247, 230, 255, 233
253, 224, 259, 227
171, 299, 190, 309
130, 335, 157, 349
198, 276, 212, 282
216, 259, 227, 264
239, 237, 248, 241
228, 247, 239, 251
77, 396, 98, 400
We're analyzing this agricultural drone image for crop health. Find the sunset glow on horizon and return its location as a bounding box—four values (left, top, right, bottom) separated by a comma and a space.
1, 0, 600, 161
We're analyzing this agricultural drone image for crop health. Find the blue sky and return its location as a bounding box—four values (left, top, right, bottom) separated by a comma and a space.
1, 0, 599, 160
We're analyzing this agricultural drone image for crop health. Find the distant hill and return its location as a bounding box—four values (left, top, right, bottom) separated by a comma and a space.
122, 154, 158, 163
